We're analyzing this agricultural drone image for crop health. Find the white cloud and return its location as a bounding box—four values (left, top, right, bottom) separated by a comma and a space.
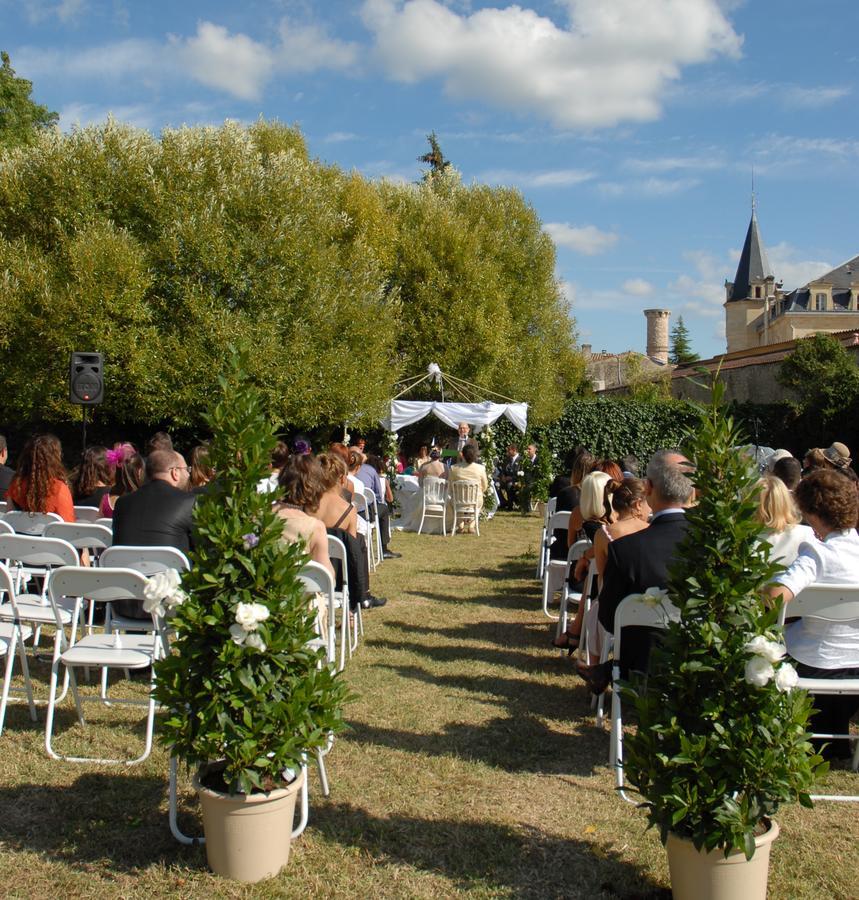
323, 131, 359, 143
624, 154, 725, 173
361, 0, 741, 129
277, 18, 360, 73
783, 85, 851, 108
545, 222, 619, 256
59, 101, 159, 131
599, 176, 700, 197
479, 167, 594, 188
767, 243, 831, 291
22, 0, 86, 24
173, 22, 275, 101
623, 278, 654, 296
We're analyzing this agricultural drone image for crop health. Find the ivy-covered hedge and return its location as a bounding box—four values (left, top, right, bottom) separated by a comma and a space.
494, 397, 699, 477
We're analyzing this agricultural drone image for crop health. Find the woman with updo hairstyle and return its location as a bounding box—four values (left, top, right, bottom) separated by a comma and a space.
100, 445, 145, 518
314, 453, 358, 537
72, 445, 112, 508
275, 454, 333, 577
7, 434, 75, 521
189, 443, 215, 490
567, 460, 622, 550
769, 468, 859, 759
755, 474, 814, 565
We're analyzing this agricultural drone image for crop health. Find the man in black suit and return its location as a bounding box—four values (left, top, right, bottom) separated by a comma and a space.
0, 435, 14, 501
498, 444, 521, 509
579, 449, 694, 694
113, 449, 197, 553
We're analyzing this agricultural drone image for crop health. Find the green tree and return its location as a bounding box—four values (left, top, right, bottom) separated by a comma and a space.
669, 315, 699, 365
777, 333, 859, 424
418, 131, 450, 180
0, 51, 58, 149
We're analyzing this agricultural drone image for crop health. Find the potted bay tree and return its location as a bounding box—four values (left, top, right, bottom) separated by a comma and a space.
623, 382, 826, 900
152, 350, 350, 882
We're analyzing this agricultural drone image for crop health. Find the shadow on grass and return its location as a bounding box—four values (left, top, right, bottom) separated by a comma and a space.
382, 618, 557, 653
0, 772, 201, 872
312, 801, 668, 900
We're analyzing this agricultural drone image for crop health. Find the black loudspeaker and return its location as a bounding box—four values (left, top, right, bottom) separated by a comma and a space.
69, 352, 104, 405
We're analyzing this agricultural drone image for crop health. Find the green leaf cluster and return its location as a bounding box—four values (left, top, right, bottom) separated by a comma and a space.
153, 347, 350, 795
623, 380, 825, 857
0, 51, 58, 150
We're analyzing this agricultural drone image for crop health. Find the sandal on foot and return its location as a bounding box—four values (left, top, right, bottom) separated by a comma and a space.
551, 630, 580, 653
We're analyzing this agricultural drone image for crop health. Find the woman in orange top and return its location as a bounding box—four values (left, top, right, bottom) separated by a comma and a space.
7, 434, 75, 522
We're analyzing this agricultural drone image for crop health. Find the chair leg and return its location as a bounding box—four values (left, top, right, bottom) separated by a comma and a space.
291, 761, 310, 839
169, 757, 204, 845
16, 631, 37, 721
44, 657, 63, 760
315, 748, 330, 797
0, 643, 16, 737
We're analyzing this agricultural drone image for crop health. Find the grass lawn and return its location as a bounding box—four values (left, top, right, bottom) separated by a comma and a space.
0, 512, 856, 898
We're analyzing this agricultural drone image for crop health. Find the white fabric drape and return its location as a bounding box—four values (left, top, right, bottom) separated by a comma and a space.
383, 400, 528, 433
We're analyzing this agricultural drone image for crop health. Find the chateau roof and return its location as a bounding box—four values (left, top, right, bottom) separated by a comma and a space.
728, 211, 772, 301
780, 253, 859, 312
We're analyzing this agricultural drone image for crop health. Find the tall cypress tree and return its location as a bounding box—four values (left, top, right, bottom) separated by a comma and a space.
670, 315, 699, 365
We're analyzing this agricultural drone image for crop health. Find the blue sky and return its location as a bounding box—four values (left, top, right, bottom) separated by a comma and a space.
4, 0, 858, 360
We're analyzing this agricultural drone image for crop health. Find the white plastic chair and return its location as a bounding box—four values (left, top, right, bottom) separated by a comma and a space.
44, 566, 163, 764
0, 534, 81, 700
450, 480, 482, 536
73, 506, 101, 523
536, 496, 558, 579
327, 534, 361, 666
555, 541, 592, 639
0, 563, 37, 734
3, 511, 62, 536
778, 583, 859, 800
363, 488, 383, 567
540, 511, 572, 619
418, 476, 448, 536
351, 491, 376, 572
610, 592, 680, 802
96, 518, 113, 529
0, 520, 13, 536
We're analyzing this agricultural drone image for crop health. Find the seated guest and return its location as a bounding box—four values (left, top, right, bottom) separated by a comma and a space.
821, 441, 852, 472
357, 452, 399, 559
72, 445, 112, 508
274, 454, 334, 577
802, 447, 827, 475
756, 475, 814, 565
581, 450, 694, 694
620, 454, 640, 478
414, 445, 431, 471
566, 459, 624, 552
7, 434, 75, 522
0, 435, 15, 500
189, 443, 215, 490
418, 448, 445, 479
768, 468, 859, 759
447, 444, 489, 496
315, 453, 358, 537
113, 449, 196, 552
551, 449, 596, 562
772, 456, 802, 493
100, 444, 145, 517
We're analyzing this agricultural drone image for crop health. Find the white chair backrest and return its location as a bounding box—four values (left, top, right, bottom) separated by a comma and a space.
48, 565, 151, 606
327, 534, 348, 569
73, 506, 102, 523
614, 591, 680, 658
777, 583, 859, 627
99, 545, 190, 573
0, 520, 13, 536
567, 538, 591, 564
547, 511, 571, 532
43, 522, 113, 551
544, 496, 558, 523
352, 491, 368, 515
423, 476, 448, 506
96, 518, 114, 529
297, 560, 336, 662
0, 533, 79, 569
3, 511, 63, 535
451, 480, 481, 505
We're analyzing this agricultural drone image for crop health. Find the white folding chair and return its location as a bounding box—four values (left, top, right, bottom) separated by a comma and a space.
418, 476, 448, 536
327, 534, 361, 666
0, 563, 37, 734
0, 520, 12, 535
297, 561, 338, 798
95, 518, 113, 529
450, 480, 482, 536
778, 583, 859, 801
3, 511, 62, 536
555, 541, 592, 641
536, 496, 558, 579
363, 489, 383, 567
73, 506, 101, 523
610, 593, 680, 802
45, 566, 163, 765
0, 534, 81, 700
351, 491, 376, 572
540, 511, 573, 619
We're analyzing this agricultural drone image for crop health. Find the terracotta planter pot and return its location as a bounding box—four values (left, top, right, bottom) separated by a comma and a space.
665, 820, 779, 900
193, 767, 306, 883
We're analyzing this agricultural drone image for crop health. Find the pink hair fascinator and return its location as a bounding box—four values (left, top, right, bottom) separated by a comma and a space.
106, 443, 135, 467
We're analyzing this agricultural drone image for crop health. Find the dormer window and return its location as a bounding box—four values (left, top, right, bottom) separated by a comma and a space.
754, 286, 762, 298
815, 292, 826, 311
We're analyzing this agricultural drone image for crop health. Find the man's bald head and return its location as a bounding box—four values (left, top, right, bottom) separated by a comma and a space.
147, 449, 190, 489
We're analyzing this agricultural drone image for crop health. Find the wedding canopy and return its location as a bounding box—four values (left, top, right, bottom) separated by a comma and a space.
381, 364, 528, 433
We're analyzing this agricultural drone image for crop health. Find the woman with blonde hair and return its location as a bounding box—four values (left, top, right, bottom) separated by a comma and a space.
756, 474, 814, 565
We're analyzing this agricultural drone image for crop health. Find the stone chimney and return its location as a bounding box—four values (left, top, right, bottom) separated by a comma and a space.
644, 309, 670, 363
581, 343, 592, 357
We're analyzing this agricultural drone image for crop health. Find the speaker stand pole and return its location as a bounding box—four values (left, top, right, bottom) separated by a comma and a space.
81, 405, 88, 456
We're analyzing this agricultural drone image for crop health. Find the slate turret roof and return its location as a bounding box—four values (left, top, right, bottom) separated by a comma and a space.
728, 211, 772, 301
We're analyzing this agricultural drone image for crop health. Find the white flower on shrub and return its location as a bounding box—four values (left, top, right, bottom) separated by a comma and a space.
243, 632, 267, 653
774, 662, 799, 693
640, 587, 669, 608
744, 655, 775, 687
235, 602, 269, 631
143, 569, 187, 617
744, 635, 786, 663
